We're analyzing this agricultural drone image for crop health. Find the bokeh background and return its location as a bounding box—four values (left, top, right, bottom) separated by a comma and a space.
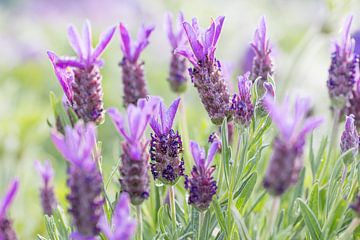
0, 0, 359, 238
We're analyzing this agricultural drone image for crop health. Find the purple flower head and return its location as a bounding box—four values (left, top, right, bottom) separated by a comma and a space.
98, 193, 136, 240
35, 161, 57, 215
108, 97, 160, 160
150, 98, 180, 136
165, 12, 187, 49
56, 20, 116, 69
231, 72, 254, 126
176, 16, 225, 66
0, 180, 18, 240
119, 23, 155, 63
51, 121, 97, 172
250, 16, 273, 83
340, 114, 359, 165
35, 160, 54, 186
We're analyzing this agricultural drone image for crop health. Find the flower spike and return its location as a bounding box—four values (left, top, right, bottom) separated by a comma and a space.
0, 179, 19, 240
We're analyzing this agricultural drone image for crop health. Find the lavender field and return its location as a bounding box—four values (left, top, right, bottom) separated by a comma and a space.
1, 0, 360, 239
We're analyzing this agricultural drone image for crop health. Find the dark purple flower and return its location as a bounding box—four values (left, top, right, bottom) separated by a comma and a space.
250, 16, 273, 87
35, 160, 57, 215
48, 21, 116, 124
175, 16, 231, 125
231, 73, 254, 126
98, 193, 136, 240
185, 140, 220, 211
263, 95, 323, 195
340, 114, 359, 165
0, 179, 19, 240
166, 12, 188, 93
149, 98, 184, 185
119, 23, 154, 107
327, 16, 359, 108
51, 122, 103, 238
108, 97, 160, 205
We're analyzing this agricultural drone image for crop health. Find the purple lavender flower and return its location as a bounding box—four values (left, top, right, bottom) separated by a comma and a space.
340, 114, 359, 165
241, 46, 255, 74
327, 16, 359, 108
166, 12, 188, 93
119, 23, 154, 107
175, 16, 231, 125
0, 180, 19, 240
185, 140, 220, 211
255, 81, 275, 117
108, 97, 160, 205
352, 30, 360, 56
346, 80, 360, 127
48, 21, 116, 124
149, 98, 184, 185
51, 122, 103, 238
250, 16, 273, 89
262, 95, 323, 195
98, 193, 136, 240
231, 73, 254, 126
35, 160, 57, 215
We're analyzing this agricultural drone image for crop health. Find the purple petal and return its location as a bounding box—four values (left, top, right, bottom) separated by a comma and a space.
97, 215, 113, 239
296, 117, 323, 146
213, 16, 225, 47
82, 20, 92, 62
204, 20, 215, 53
174, 46, 197, 66
51, 130, 72, 162
92, 25, 116, 61
263, 82, 275, 97
119, 23, 132, 60
190, 141, 206, 168
150, 118, 162, 136
113, 193, 131, 227
183, 21, 204, 61
0, 179, 19, 219
205, 140, 220, 169
67, 25, 84, 59
107, 108, 130, 142
159, 101, 167, 133
165, 98, 181, 131
341, 15, 353, 52
165, 13, 177, 49
56, 58, 84, 69
132, 25, 155, 63
35, 160, 54, 185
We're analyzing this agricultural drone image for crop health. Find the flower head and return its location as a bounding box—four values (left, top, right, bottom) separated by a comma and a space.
56, 20, 116, 69
176, 16, 225, 66
0, 179, 19, 240
119, 23, 155, 63
231, 73, 254, 126
340, 114, 359, 165
98, 193, 136, 240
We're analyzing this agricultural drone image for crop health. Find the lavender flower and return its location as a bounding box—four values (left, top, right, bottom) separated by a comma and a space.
166, 12, 188, 93
51, 122, 103, 239
149, 98, 184, 185
255, 81, 275, 117
263, 96, 323, 195
241, 46, 255, 74
175, 16, 231, 125
48, 21, 116, 124
231, 73, 254, 126
327, 16, 359, 108
35, 160, 57, 215
352, 30, 360, 56
0, 180, 19, 240
108, 97, 160, 205
98, 193, 136, 240
340, 114, 359, 165
250, 16, 273, 89
185, 140, 220, 211
346, 81, 360, 127
119, 23, 154, 107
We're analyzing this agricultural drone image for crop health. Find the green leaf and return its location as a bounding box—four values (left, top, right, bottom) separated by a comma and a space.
322, 198, 347, 239
309, 183, 319, 217
212, 199, 228, 237
221, 118, 231, 189
298, 198, 322, 240
231, 205, 250, 240
235, 172, 257, 211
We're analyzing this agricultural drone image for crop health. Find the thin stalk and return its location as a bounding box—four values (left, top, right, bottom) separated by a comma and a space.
339, 218, 360, 240
262, 197, 280, 238
198, 211, 205, 240
169, 186, 177, 238
341, 165, 348, 185
179, 96, 190, 170
136, 205, 143, 240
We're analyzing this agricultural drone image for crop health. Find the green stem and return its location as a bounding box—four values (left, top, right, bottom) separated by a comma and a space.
169, 186, 177, 238
198, 211, 205, 240
136, 205, 143, 240
179, 96, 190, 170
339, 218, 360, 239
263, 197, 280, 239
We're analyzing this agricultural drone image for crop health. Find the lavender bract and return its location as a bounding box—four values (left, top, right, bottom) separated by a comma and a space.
119, 23, 154, 107
250, 16, 273, 90
98, 193, 136, 240
48, 21, 116, 124
176, 16, 231, 125
166, 12, 188, 93
263, 96, 323, 195
35, 160, 57, 215
327, 16, 359, 108
185, 140, 220, 211
51, 122, 103, 239
149, 98, 184, 185
231, 73, 254, 126
0, 180, 18, 240
340, 114, 359, 165
108, 97, 160, 205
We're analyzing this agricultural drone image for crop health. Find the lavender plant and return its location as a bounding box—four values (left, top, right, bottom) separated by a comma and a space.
0, 180, 18, 240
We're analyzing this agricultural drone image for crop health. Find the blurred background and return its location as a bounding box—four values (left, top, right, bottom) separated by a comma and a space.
0, 0, 359, 238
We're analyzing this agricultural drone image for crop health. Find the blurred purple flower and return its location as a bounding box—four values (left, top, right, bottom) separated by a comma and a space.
231, 73, 254, 126
340, 114, 359, 165
241, 46, 255, 74
175, 16, 231, 125
352, 30, 360, 55
185, 140, 219, 211
35, 160, 57, 215
149, 98, 184, 185
256, 82, 275, 117
263, 95, 323, 195
51, 122, 103, 238
250, 16, 273, 85
119, 23, 154, 107
98, 193, 136, 240
108, 97, 160, 205
0, 179, 19, 240
327, 15, 359, 108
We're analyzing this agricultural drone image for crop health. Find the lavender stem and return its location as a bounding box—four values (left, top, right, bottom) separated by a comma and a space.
169, 186, 177, 238
136, 205, 143, 240
339, 217, 360, 239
